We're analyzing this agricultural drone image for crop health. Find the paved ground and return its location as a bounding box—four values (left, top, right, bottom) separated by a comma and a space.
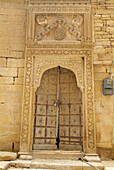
0, 160, 114, 170
103, 161, 114, 170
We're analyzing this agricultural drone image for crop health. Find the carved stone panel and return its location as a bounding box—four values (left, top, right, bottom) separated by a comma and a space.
35, 14, 84, 41
27, 6, 92, 45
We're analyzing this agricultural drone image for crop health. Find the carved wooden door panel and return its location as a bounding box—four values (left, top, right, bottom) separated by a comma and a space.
33, 67, 83, 150
33, 68, 58, 150
59, 68, 83, 150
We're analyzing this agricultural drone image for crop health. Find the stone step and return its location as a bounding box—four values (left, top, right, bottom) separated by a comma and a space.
10, 159, 104, 170
7, 168, 52, 170
32, 150, 82, 160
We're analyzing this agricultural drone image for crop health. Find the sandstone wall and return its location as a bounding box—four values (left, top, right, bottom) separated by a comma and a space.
0, 0, 26, 151
92, 0, 114, 159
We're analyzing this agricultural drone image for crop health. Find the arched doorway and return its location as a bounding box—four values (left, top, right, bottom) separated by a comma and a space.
33, 66, 83, 151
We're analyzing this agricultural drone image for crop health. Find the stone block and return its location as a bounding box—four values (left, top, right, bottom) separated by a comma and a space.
10, 160, 32, 168
94, 81, 102, 91
94, 91, 102, 100
83, 162, 104, 170
95, 23, 103, 27
0, 77, 13, 84
111, 42, 114, 46
102, 15, 111, 18
0, 132, 20, 146
19, 155, 33, 160
0, 85, 23, 93
95, 27, 101, 31
18, 68, 24, 77
7, 59, 24, 68
0, 68, 17, 77
98, 54, 113, 61
12, 43, 25, 51
107, 27, 114, 33
107, 20, 114, 26
93, 48, 105, 54
0, 142, 12, 152
0, 58, 6, 67
96, 41, 110, 46
94, 65, 106, 73
84, 155, 101, 162
14, 77, 23, 85
0, 161, 10, 170
0, 152, 17, 161
3, 92, 23, 103
94, 72, 101, 80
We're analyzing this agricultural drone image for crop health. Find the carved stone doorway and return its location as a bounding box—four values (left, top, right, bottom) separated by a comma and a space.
33, 66, 83, 151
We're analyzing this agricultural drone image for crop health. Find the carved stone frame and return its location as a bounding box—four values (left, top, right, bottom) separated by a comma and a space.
19, 48, 96, 156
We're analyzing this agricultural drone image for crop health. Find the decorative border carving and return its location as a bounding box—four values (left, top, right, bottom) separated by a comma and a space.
20, 48, 95, 152
86, 54, 95, 149
30, 0, 90, 4
35, 57, 83, 91
21, 50, 33, 145
33, 7, 90, 13
31, 49, 88, 55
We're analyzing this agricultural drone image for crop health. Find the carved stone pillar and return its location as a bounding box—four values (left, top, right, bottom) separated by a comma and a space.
19, 50, 33, 159
85, 52, 96, 154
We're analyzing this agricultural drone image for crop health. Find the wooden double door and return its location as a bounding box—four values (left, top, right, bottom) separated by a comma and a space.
33, 67, 83, 150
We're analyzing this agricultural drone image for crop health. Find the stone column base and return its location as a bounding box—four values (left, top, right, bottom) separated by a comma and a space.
84, 154, 102, 162
18, 152, 33, 160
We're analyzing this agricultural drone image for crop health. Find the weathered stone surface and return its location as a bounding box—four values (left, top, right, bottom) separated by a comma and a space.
84, 155, 101, 162
7, 59, 24, 68
0, 77, 13, 84
0, 68, 17, 77
10, 160, 32, 168
0, 58, 6, 67
14, 77, 23, 85
0, 152, 17, 161
19, 155, 33, 160
0, 161, 10, 170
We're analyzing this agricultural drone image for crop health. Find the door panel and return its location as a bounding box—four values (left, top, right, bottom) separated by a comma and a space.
33, 67, 83, 150
33, 69, 58, 150
59, 68, 82, 150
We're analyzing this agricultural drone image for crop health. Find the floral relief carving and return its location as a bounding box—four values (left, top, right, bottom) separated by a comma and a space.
86, 53, 95, 149
35, 58, 83, 90
21, 50, 33, 144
